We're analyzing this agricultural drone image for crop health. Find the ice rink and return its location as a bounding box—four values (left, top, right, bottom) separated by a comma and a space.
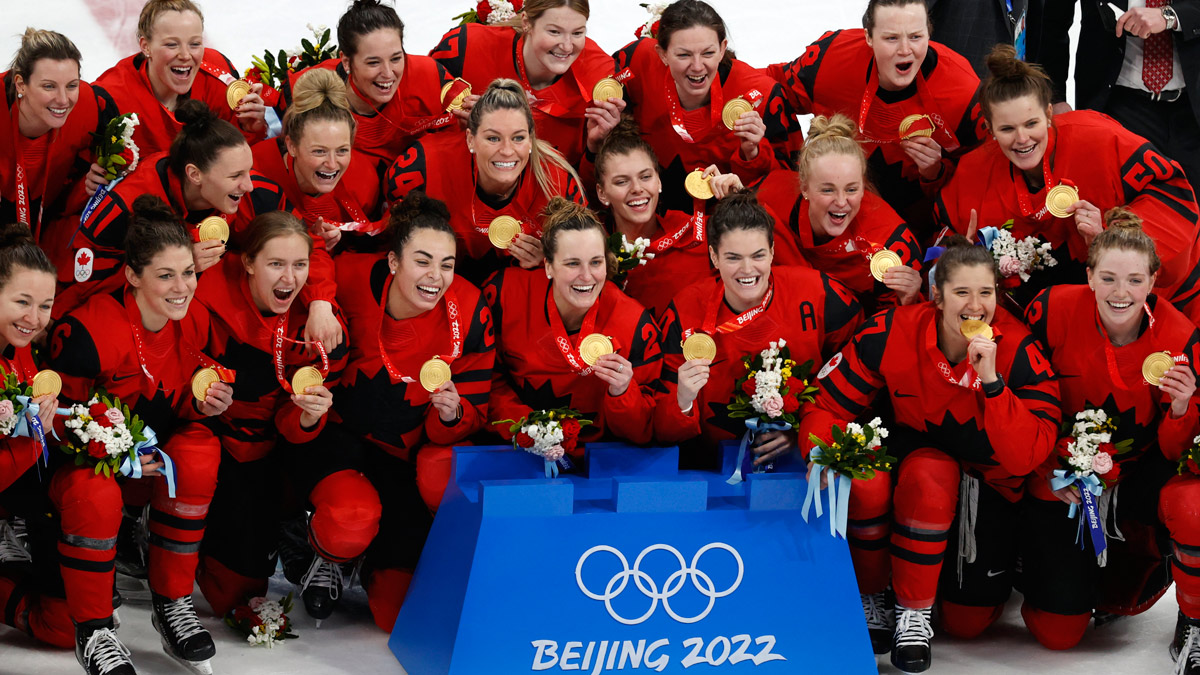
3, 1, 1179, 674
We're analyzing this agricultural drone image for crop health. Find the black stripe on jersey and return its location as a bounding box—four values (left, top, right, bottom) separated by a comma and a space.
852, 309, 893, 373
1142, 185, 1200, 222
58, 554, 115, 574
822, 274, 863, 336
840, 360, 875, 398
847, 536, 889, 551
892, 523, 950, 543
1016, 389, 1060, 407
150, 509, 207, 532
822, 377, 865, 418
429, 26, 467, 75
147, 533, 202, 554
455, 369, 492, 384
1030, 409, 1059, 425
888, 544, 944, 566
612, 40, 640, 74
786, 30, 839, 106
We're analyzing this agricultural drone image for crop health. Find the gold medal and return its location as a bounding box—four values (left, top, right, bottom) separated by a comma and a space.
226, 79, 252, 110
440, 78, 472, 112
592, 77, 623, 102
898, 113, 934, 139
579, 334, 614, 366
1046, 184, 1080, 219
197, 216, 229, 243
721, 97, 753, 130
684, 170, 714, 200
291, 366, 324, 395
30, 370, 62, 399
869, 249, 902, 282
190, 367, 219, 402
959, 319, 995, 341
418, 357, 452, 393
1142, 351, 1175, 386
681, 333, 717, 361
487, 215, 522, 249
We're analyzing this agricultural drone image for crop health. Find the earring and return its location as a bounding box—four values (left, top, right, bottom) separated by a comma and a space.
469, 148, 474, 154
16, 93, 22, 99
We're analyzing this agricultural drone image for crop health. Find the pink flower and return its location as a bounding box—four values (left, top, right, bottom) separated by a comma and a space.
998, 255, 1024, 278
248, 597, 267, 611
763, 395, 784, 418
0, 400, 14, 422
544, 445, 565, 462
104, 408, 125, 426
1091, 452, 1114, 475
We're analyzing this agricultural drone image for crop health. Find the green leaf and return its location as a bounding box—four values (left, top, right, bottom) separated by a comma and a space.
94, 462, 103, 475
322, 28, 331, 43
301, 38, 315, 54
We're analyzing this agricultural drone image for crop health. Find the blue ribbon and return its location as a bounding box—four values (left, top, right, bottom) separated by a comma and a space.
976, 226, 1000, 251
1050, 470, 1106, 555
12, 396, 48, 465
544, 458, 558, 479
800, 448, 853, 539
70, 176, 123, 248
118, 426, 176, 498
726, 418, 790, 485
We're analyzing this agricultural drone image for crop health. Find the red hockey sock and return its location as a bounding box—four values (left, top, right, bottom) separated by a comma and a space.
148, 424, 220, 600
1020, 602, 1090, 650
196, 554, 266, 617
941, 600, 1003, 639
366, 568, 414, 633
50, 466, 122, 623
891, 448, 959, 609
846, 470, 892, 594
308, 470, 382, 563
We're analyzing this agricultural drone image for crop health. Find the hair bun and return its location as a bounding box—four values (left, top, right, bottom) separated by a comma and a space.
389, 190, 451, 229
174, 99, 215, 129
1104, 206, 1143, 232
807, 114, 857, 143
131, 194, 179, 223
940, 233, 973, 250
984, 43, 1046, 82
0, 222, 35, 251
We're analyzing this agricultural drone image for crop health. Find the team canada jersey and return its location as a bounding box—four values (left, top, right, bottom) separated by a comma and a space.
484, 268, 662, 448
754, 169, 922, 314
0, 73, 117, 237
431, 23, 614, 165
612, 209, 715, 319
278, 57, 454, 172
767, 29, 984, 230
613, 38, 801, 214
49, 288, 210, 436
332, 254, 495, 461
251, 137, 384, 237
655, 266, 863, 453
0, 345, 43, 493
935, 111, 1200, 316
1025, 287, 1200, 476
95, 49, 264, 156
384, 131, 584, 284
801, 303, 1061, 501
194, 256, 349, 463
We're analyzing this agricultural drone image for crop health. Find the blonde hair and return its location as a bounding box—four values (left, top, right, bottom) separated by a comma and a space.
137, 0, 205, 40
1088, 206, 1162, 274
7, 28, 80, 100
797, 114, 867, 184
468, 78, 582, 200
283, 68, 356, 143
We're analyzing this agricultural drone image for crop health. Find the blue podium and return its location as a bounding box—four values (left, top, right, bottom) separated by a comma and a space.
389, 442, 876, 674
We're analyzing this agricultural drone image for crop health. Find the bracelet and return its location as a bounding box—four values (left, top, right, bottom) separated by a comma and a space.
680, 403, 694, 416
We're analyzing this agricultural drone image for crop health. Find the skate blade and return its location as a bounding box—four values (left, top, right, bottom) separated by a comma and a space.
114, 574, 152, 604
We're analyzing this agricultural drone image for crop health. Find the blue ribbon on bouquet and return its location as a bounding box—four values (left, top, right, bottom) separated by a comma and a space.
800, 447, 853, 539
726, 418, 791, 485
117, 426, 176, 498
70, 176, 124, 247
541, 453, 575, 479
1050, 469, 1106, 556
12, 396, 49, 465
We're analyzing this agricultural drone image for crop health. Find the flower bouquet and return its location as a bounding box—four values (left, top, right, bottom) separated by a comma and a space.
496, 408, 592, 478
725, 339, 818, 484
245, 24, 336, 103
60, 394, 174, 495
635, 2, 670, 39
225, 594, 298, 648
453, 0, 523, 26
1179, 435, 1200, 476
0, 367, 50, 463
1049, 408, 1132, 557
608, 232, 655, 288
978, 222, 1057, 289
91, 113, 140, 182
803, 418, 895, 538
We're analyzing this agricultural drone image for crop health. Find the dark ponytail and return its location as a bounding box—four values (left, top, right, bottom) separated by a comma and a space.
168, 99, 248, 178
709, 189, 774, 250
124, 195, 191, 275
0, 222, 54, 290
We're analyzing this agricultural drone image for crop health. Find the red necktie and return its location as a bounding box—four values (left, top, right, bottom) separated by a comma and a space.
1143, 0, 1174, 94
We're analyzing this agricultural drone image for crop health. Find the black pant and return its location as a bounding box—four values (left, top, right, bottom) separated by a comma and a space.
1104, 86, 1200, 189
936, 478, 1021, 608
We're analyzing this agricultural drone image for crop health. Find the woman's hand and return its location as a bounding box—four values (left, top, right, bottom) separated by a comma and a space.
84, 163, 110, 197
192, 239, 225, 273
31, 393, 58, 431
293, 384, 333, 429
733, 111, 766, 162
304, 301, 344, 354
430, 380, 462, 423
197, 381, 234, 417
1052, 481, 1081, 505
593, 352, 634, 397
900, 136, 944, 181
138, 451, 165, 478
967, 335, 999, 384
507, 233, 545, 269
1162, 364, 1198, 418
676, 358, 712, 412
235, 82, 269, 135
753, 429, 796, 466
311, 216, 342, 252
585, 97, 626, 153
703, 164, 744, 199
883, 265, 923, 305
1068, 199, 1104, 248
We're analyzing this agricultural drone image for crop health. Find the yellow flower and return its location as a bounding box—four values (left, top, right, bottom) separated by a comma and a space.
110, 136, 117, 143
781, 368, 792, 380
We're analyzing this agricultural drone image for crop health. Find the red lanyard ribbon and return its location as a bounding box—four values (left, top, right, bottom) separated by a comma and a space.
281, 154, 381, 235
702, 276, 774, 335
546, 286, 603, 376
647, 209, 706, 255
376, 274, 463, 384
1014, 131, 1073, 219
346, 73, 456, 136
927, 318, 998, 391
125, 289, 159, 382
1095, 301, 1167, 391
514, 37, 579, 119
9, 105, 50, 234
855, 64, 956, 151
270, 311, 329, 393
663, 72, 725, 144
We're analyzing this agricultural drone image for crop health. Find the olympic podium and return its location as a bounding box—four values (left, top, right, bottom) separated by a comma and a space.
389, 442, 876, 674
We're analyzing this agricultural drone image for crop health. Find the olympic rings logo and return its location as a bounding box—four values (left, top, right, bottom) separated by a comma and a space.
575, 543, 744, 625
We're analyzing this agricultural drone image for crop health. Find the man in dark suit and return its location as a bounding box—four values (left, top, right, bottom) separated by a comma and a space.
929, 0, 1037, 77
1040, 1, 1200, 183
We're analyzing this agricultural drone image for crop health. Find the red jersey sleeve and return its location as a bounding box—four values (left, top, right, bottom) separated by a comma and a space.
600, 306, 663, 445
424, 285, 498, 445
985, 332, 1061, 476
767, 30, 840, 115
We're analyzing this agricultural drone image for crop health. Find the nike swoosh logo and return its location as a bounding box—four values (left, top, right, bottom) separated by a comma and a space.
986, 569, 1005, 577
110, 372, 140, 382
894, 392, 918, 398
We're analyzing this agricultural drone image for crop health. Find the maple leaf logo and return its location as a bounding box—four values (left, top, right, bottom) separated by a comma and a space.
76, 250, 91, 266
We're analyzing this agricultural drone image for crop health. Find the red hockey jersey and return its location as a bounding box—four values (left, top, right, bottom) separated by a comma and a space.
801, 303, 1061, 501
611, 209, 715, 319
484, 267, 662, 448
0, 345, 44, 493
194, 256, 349, 462
95, 49, 264, 157
614, 38, 800, 214
333, 253, 495, 461
430, 23, 614, 165
1025, 286, 1200, 488
384, 131, 584, 284
655, 266, 863, 453
936, 111, 1200, 317
767, 29, 984, 231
